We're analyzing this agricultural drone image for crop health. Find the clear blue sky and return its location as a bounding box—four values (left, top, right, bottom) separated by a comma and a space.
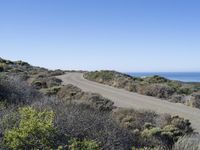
0, 0, 200, 72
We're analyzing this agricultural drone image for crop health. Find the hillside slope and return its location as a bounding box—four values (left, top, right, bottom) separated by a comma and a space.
0, 58, 199, 150
58, 72, 200, 133
84, 70, 200, 109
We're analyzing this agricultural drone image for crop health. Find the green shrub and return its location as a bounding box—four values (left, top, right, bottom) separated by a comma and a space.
0, 101, 7, 110
192, 84, 200, 92
85, 71, 115, 82
177, 87, 192, 95
132, 77, 143, 82
3, 107, 55, 150
141, 116, 193, 149
0, 63, 9, 72
57, 84, 84, 101
31, 77, 62, 90
146, 75, 169, 84
15, 60, 30, 66
167, 81, 182, 91
69, 139, 101, 150
170, 116, 193, 134
41, 86, 62, 96
9, 68, 24, 73
31, 80, 47, 89
48, 69, 65, 76
113, 108, 158, 131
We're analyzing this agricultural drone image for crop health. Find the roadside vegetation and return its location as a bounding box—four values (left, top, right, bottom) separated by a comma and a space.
84, 71, 200, 109
0, 58, 199, 150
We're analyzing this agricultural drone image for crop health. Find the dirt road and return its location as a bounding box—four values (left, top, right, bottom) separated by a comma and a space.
57, 72, 200, 132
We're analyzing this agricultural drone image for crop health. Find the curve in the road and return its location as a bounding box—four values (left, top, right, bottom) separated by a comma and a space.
57, 73, 200, 132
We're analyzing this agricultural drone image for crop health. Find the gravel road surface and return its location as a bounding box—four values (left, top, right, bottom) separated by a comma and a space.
57, 72, 200, 132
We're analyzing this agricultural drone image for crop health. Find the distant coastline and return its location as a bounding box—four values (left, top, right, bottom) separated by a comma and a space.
127, 72, 200, 83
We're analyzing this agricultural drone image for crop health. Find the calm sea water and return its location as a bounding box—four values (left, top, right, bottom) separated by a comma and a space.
127, 72, 200, 83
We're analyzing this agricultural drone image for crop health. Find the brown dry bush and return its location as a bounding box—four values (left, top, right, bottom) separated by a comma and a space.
173, 134, 200, 150
142, 84, 175, 99
188, 94, 200, 108
0, 74, 42, 105
32, 98, 137, 150
113, 108, 158, 131
57, 84, 115, 111
31, 76, 62, 90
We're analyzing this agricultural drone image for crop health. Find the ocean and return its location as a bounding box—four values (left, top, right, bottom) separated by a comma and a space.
127, 72, 200, 83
